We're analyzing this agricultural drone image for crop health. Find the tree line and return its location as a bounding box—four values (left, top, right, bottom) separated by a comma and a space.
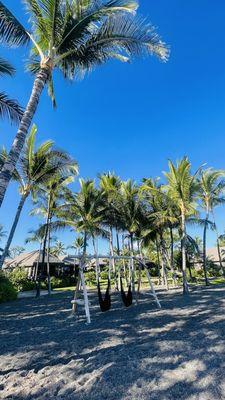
1, 127, 225, 296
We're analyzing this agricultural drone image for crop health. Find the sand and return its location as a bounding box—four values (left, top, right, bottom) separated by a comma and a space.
1, 285, 225, 399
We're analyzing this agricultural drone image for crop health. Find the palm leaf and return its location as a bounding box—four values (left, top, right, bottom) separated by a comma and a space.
0, 92, 24, 124
0, 1, 29, 46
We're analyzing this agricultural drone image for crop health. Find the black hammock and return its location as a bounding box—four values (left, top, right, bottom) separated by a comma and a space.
98, 279, 111, 312
120, 278, 133, 307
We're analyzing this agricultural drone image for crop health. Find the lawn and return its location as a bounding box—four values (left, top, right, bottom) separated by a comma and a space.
1, 286, 225, 399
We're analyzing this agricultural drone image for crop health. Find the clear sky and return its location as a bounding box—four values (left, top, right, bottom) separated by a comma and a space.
1, 0, 225, 253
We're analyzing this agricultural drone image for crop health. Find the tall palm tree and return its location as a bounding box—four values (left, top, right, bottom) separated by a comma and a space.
199, 169, 225, 280
31, 175, 77, 294
164, 158, 199, 294
0, 57, 23, 123
0, 0, 168, 206
0, 125, 77, 268
119, 180, 144, 291
99, 172, 121, 288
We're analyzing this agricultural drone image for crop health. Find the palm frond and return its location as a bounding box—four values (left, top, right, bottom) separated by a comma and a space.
0, 92, 24, 124
0, 57, 15, 76
0, 1, 29, 46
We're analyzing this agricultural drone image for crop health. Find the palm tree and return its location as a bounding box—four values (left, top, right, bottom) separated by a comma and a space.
0, 0, 168, 206
0, 57, 23, 123
99, 172, 121, 288
199, 169, 225, 280
0, 124, 77, 268
51, 240, 66, 257
31, 175, 77, 294
67, 236, 85, 255
119, 180, 144, 291
141, 178, 178, 288
164, 158, 199, 294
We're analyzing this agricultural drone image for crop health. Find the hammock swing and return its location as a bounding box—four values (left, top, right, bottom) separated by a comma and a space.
97, 278, 111, 312
120, 277, 133, 307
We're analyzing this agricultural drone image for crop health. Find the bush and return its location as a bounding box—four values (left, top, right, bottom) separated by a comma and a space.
0, 273, 17, 303
51, 276, 73, 289
8, 267, 35, 291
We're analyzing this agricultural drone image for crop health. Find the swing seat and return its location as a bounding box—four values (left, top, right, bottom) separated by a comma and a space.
120, 278, 133, 307
98, 279, 111, 312
71, 299, 91, 306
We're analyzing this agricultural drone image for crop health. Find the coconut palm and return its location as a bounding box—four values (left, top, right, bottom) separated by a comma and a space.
0, 0, 168, 206
198, 169, 225, 280
67, 236, 85, 255
141, 178, 178, 288
31, 175, 77, 294
99, 172, 122, 288
164, 158, 199, 294
0, 125, 77, 268
51, 240, 66, 257
0, 57, 23, 123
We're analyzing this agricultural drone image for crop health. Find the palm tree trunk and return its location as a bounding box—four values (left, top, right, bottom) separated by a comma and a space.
0, 193, 28, 268
80, 232, 91, 323
46, 219, 51, 295
155, 236, 161, 281
159, 233, 168, 290
92, 237, 100, 282
36, 195, 51, 298
0, 67, 50, 207
109, 226, 118, 290
202, 211, 209, 285
130, 233, 135, 293
212, 211, 225, 277
169, 227, 176, 284
181, 211, 189, 294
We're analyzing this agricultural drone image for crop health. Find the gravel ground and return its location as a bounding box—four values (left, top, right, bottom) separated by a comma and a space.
1, 285, 225, 399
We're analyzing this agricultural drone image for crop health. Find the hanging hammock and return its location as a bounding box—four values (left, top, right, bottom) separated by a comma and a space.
120, 277, 133, 307
97, 278, 111, 312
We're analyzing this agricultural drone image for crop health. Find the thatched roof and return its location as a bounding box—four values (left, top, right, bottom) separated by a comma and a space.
3, 251, 62, 269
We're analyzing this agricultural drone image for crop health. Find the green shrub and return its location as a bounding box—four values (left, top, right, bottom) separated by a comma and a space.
8, 267, 35, 291
0, 273, 17, 303
51, 276, 73, 289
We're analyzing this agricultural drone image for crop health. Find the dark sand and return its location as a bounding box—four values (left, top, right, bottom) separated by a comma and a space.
1, 286, 225, 399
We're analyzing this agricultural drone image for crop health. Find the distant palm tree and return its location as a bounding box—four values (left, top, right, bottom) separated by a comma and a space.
99, 172, 121, 288
0, 57, 23, 123
67, 236, 85, 255
164, 158, 199, 294
0, 0, 168, 207
199, 169, 225, 280
31, 175, 77, 294
0, 125, 77, 268
51, 240, 66, 257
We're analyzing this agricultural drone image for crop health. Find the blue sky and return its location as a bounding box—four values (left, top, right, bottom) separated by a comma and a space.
1, 0, 225, 253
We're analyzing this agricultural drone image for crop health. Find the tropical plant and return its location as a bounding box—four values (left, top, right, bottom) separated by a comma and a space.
51, 240, 66, 257
0, 124, 77, 268
0, 56, 23, 123
31, 174, 77, 294
198, 169, 225, 282
164, 157, 199, 294
0, 272, 17, 303
0, 0, 168, 207
67, 236, 85, 255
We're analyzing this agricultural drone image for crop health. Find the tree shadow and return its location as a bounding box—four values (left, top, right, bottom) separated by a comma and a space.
1, 286, 225, 399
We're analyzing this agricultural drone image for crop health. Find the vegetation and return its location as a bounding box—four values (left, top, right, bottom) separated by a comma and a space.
0, 272, 17, 303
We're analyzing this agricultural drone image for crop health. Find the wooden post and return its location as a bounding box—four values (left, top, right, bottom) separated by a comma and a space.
80, 259, 91, 324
